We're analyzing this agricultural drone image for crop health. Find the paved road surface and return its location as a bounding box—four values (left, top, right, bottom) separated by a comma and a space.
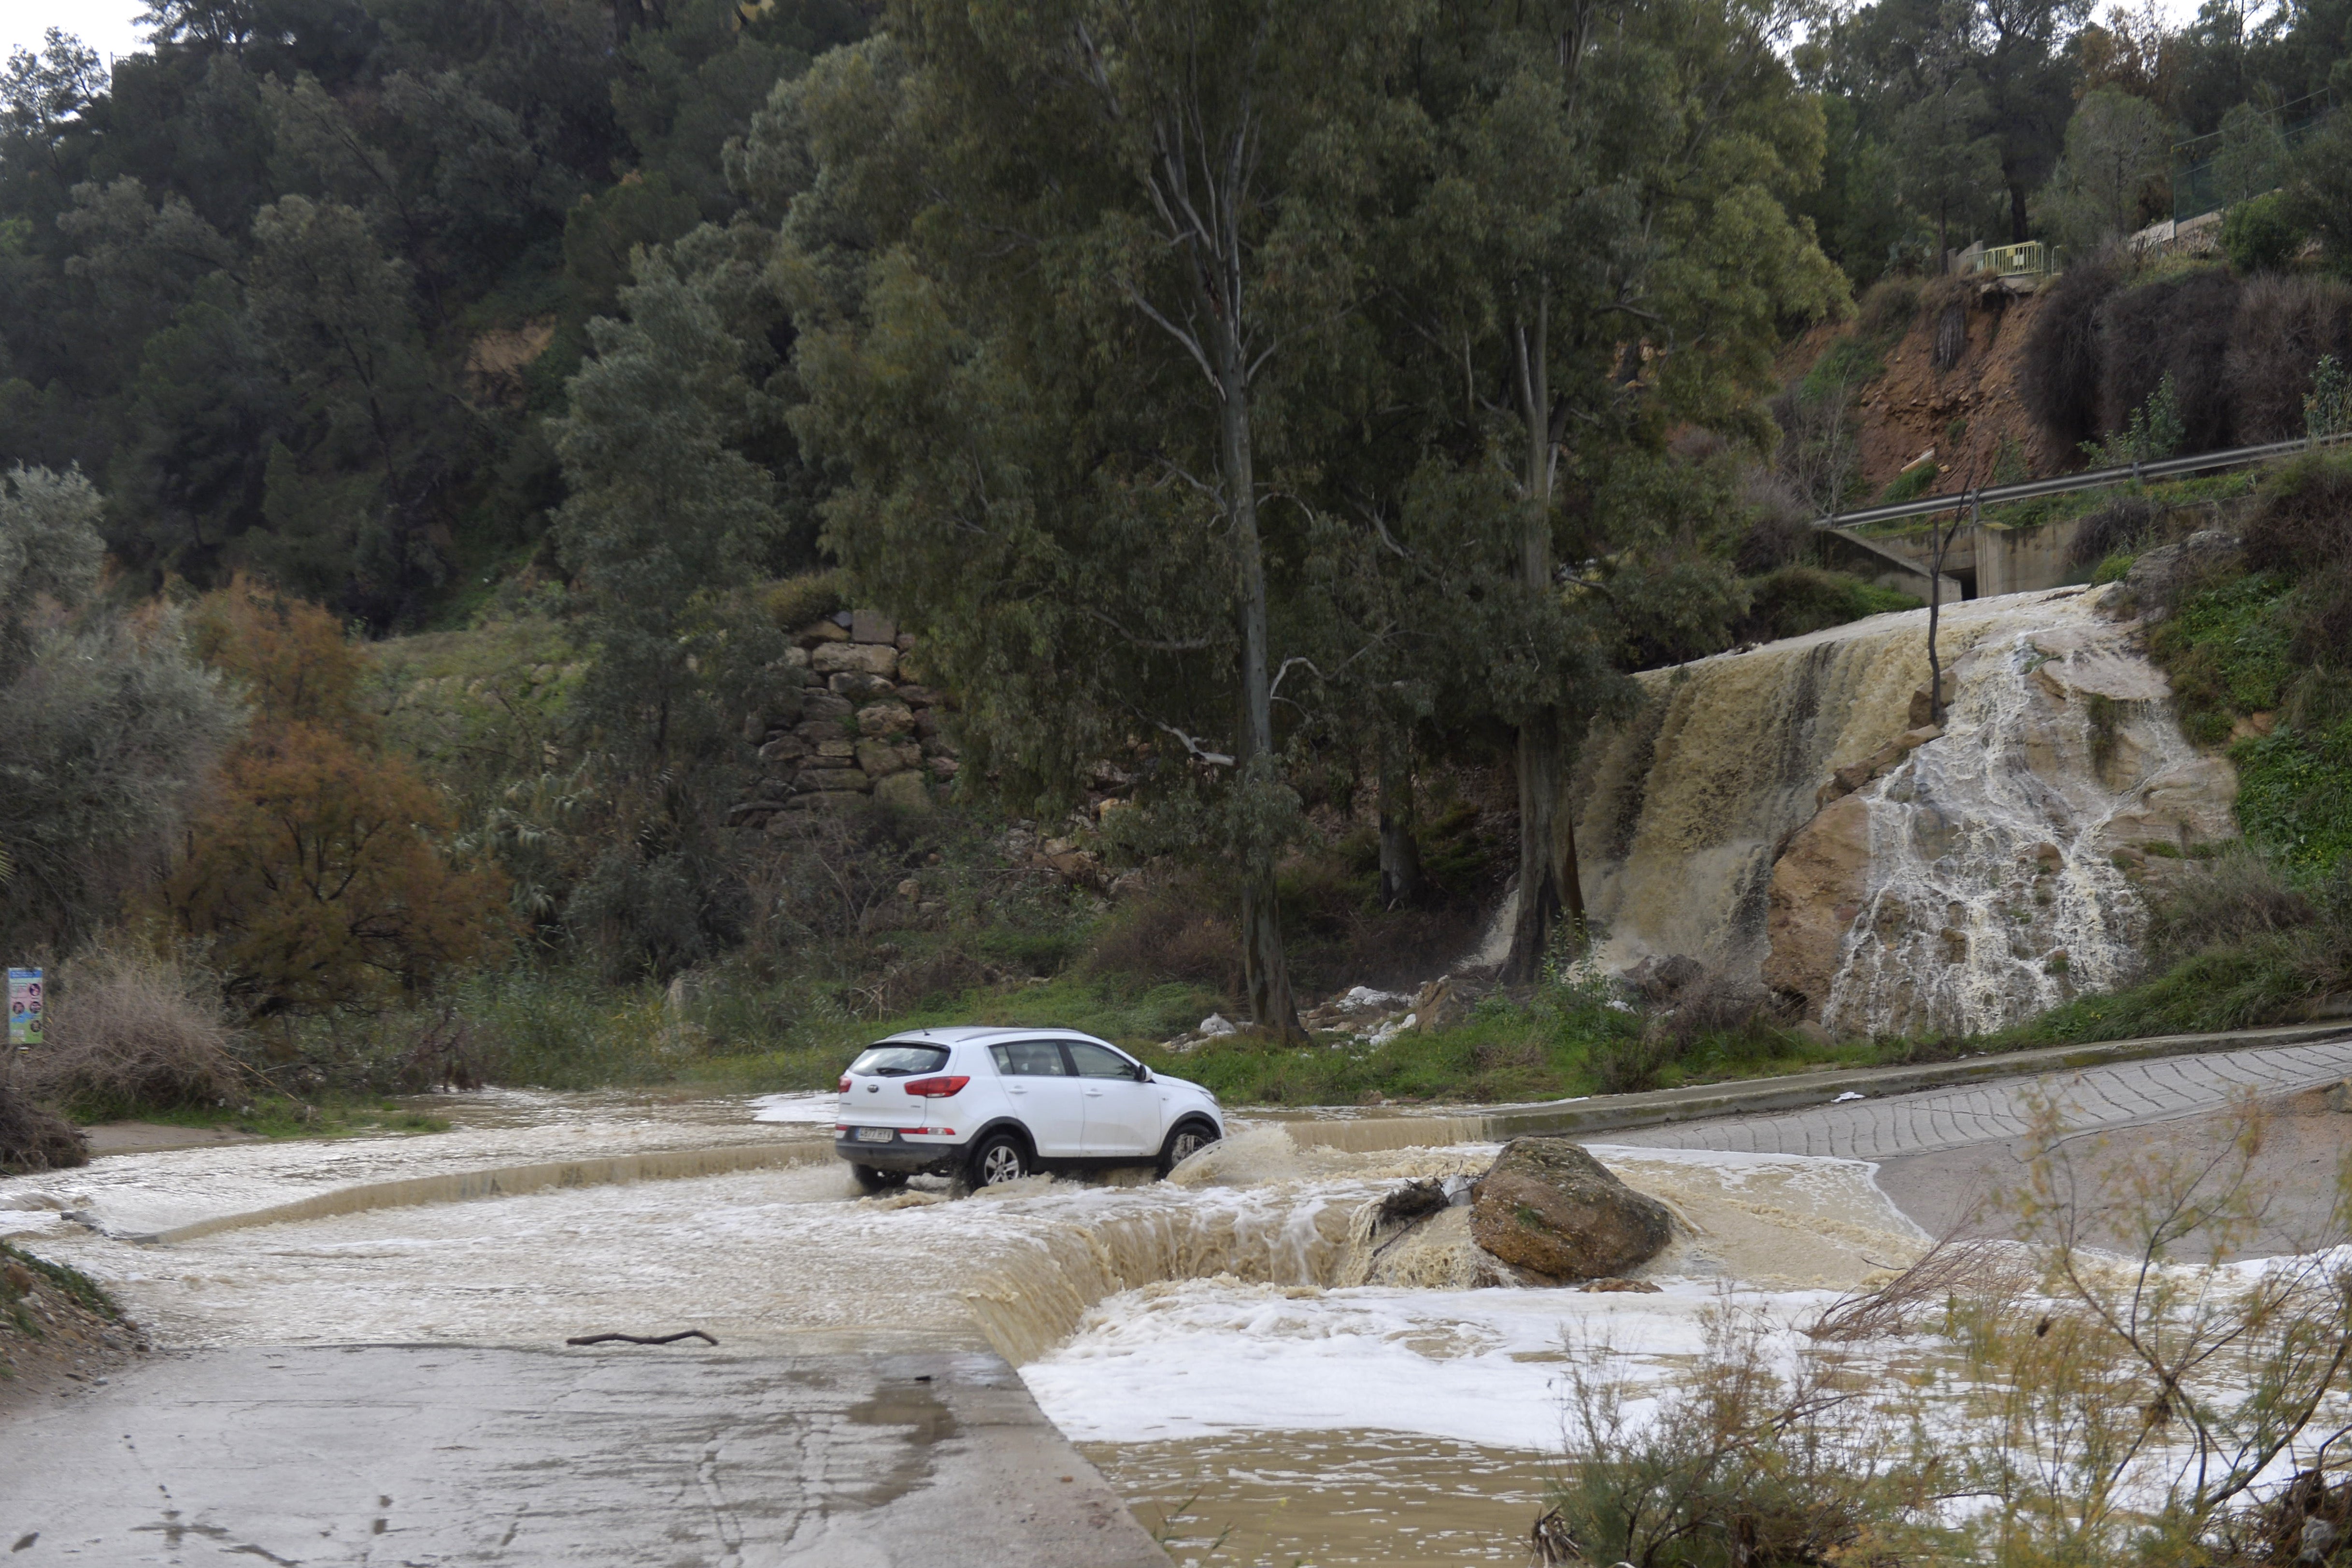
0, 1344, 1169, 1567
1606, 1034, 2352, 1159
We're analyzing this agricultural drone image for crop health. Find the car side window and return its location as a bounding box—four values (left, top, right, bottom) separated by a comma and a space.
1066, 1041, 1138, 1080
989, 1040, 1071, 1077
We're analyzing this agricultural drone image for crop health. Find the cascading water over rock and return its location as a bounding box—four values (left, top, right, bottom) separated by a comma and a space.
1570, 585, 2237, 1038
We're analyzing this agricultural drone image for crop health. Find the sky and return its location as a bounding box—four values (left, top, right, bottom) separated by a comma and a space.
2, 0, 148, 66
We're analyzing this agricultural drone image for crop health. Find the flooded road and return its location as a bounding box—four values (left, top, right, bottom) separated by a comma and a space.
2, 1095, 1935, 1564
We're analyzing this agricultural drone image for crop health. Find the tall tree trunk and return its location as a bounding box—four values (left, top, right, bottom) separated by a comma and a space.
1377, 730, 1421, 909
1502, 294, 1582, 983
1215, 307, 1303, 1040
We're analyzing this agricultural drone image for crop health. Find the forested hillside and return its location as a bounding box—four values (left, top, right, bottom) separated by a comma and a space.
2, 0, 2350, 1160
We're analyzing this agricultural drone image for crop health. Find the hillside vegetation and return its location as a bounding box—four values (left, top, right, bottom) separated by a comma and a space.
2, 0, 2350, 1151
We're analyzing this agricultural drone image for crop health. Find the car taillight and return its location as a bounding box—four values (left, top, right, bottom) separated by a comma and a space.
838, 1076, 852, 1094
903, 1075, 969, 1098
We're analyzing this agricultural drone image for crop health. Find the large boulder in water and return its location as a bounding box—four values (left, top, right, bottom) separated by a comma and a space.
1468, 1139, 1672, 1283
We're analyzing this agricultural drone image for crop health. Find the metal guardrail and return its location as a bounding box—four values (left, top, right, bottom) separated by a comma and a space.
1813, 430, 2352, 533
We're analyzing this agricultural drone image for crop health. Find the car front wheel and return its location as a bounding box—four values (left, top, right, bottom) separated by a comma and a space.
1157, 1121, 1219, 1178
969, 1131, 1032, 1188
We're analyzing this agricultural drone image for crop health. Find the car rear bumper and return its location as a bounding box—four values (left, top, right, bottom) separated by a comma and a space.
834, 1130, 969, 1174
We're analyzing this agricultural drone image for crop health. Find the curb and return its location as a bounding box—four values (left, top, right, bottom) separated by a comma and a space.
1274, 1022, 2352, 1153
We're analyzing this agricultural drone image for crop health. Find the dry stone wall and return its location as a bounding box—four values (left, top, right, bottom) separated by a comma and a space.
730, 610, 961, 828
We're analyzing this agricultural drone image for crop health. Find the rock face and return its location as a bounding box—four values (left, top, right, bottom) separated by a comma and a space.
1760, 792, 1872, 1018
1467, 1139, 1673, 1283
1577, 584, 2240, 1039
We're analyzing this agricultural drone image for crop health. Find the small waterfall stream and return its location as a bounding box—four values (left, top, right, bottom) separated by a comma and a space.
1570, 586, 2237, 1038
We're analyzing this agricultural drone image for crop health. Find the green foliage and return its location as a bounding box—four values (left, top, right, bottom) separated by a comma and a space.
2034, 87, 2175, 252
1874, 461, 1939, 505
2235, 720, 2352, 874
760, 571, 849, 634
2148, 571, 2296, 744
1891, 72, 2003, 255
553, 257, 789, 766
2222, 191, 2307, 273
2082, 371, 2186, 468
0, 467, 243, 952
2309, 354, 2352, 440
2092, 550, 2137, 583
1742, 567, 1921, 641
1802, 335, 1889, 401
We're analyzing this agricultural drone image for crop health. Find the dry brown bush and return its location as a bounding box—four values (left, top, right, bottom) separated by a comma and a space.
2022, 257, 2123, 445
2243, 452, 2352, 575
2227, 274, 2352, 443
0, 1072, 86, 1173
1733, 468, 1813, 573
2151, 846, 2318, 967
29, 949, 243, 1118
1856, 274, 1924, 339
1804, 1234, 2038, 1341
1085, 879, 1242, 996
2099, 269, 2243, 454
2065, 494, 2158, 568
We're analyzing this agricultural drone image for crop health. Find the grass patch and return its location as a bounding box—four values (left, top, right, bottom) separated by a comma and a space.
2236, 720, 2352, 874
1874, 462, 1939, 506
1741, 566, 1921, 641
2149, 570, 2296, 743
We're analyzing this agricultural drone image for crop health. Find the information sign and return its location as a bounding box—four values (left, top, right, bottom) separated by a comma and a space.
7, 968, 41, 1047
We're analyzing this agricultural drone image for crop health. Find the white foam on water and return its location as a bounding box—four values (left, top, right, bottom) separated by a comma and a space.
1020, 1277, 1836, 1449
749, 1091, 843, 1124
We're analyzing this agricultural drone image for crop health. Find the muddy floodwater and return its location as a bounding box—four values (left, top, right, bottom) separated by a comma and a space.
2, 1094, 1933, 1565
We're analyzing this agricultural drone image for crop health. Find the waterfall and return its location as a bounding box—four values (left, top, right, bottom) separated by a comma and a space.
1569, 586, 2237, 1038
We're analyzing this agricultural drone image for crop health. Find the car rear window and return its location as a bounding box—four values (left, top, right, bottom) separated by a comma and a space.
848, 1043, 952, 1077
988, 1040, 1070, 1077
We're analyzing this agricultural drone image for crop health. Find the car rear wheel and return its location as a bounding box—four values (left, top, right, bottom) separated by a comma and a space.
1157, 1120, 1219, 1178
969, 1131, 1032, 1188
850, 1164, 908, 1193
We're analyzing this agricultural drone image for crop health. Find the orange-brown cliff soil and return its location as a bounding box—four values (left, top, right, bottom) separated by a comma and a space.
1775, 282, 2076, 500
1856, 285, 2073, 494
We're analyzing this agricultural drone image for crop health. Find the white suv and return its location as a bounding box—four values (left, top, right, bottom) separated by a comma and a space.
832, 1026, 1225, 1191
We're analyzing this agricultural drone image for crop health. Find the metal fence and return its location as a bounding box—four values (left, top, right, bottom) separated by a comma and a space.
2170, 92, 2335, 223
1813, 429, 2352, 534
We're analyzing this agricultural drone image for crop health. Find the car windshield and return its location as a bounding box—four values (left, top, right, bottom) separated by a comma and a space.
847, 1043, 951, 1077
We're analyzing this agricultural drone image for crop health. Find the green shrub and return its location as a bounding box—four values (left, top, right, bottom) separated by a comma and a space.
760, 570, 850, 632
1801, 334, 1887, 401
2148, 571, 2296, 736
2235, 719, 2352, 874
2222, 191, 2307, 274
1874, 461, 1938, 505
1742, 566, 1921, 641
1855, 275, 1923, 339
2092, 550, 2136, 583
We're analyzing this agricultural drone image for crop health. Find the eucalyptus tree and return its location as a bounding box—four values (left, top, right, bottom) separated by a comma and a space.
784, 0, 1428, 1038
1384, 0, 1844, 981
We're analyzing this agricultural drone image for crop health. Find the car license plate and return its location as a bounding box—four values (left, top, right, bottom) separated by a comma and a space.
855, 1126, 894, 1143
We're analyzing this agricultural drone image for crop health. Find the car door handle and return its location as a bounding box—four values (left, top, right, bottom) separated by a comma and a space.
1006, 1085, 1027, 1094
1083, 1088, 1103, 1097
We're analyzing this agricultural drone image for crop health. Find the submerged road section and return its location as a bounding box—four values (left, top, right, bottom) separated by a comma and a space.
1, 1343, 1169, 1567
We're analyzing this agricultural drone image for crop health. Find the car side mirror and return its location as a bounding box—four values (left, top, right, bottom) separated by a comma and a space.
1134, 1064, 1152, 1083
